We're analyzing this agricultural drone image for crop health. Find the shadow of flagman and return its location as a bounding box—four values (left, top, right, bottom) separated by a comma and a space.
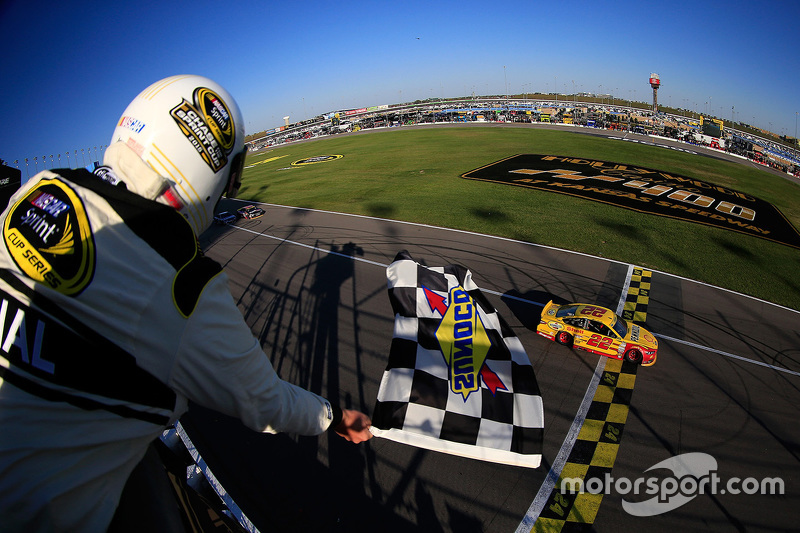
180, 240, 424, 532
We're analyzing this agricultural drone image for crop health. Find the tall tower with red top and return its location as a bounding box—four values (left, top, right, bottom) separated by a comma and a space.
649, 73, 660, 112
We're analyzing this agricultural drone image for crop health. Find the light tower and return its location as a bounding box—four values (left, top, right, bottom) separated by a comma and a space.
649, 73, 660, 112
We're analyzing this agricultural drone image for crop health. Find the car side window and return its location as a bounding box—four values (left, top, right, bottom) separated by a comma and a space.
563, 317, 586, 328
588, 321, 616, 337
586, 320, 603, 333
603, 324, 620, 338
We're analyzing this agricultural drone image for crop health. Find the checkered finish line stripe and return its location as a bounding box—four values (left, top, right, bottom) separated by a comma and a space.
533, 359, 638, 532
532, 267, 651, 532
621, 268, 652, 324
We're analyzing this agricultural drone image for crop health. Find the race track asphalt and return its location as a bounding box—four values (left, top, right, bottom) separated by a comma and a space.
184, 198, 800, 533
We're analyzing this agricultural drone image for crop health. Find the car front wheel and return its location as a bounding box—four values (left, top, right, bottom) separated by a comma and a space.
624, 348, 642, 364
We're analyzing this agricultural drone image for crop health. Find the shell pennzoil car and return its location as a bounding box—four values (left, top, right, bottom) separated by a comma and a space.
537, 301, 658, 366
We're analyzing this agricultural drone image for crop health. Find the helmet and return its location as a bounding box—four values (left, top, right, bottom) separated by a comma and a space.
108, 75, 247, 235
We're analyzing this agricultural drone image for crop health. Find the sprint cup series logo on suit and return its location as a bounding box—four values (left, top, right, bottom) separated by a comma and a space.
170, 87, 236, 172
3, 178, 96, 295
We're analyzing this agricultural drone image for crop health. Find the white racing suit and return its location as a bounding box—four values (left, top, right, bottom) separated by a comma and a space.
0, 167, 338, 531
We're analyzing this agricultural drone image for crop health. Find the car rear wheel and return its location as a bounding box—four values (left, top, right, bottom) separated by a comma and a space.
624, 348, 642, 364
556, 331, 573, 346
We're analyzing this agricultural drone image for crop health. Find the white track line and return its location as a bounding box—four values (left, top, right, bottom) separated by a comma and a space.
232, 221, 799, 379
655, 333, 800, 378
242, 201, 800, 315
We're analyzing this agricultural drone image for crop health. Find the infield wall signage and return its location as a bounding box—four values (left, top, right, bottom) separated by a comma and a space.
462, 154, 800, 249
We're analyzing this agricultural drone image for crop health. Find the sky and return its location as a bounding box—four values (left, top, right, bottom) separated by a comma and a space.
1, 0, 798, 178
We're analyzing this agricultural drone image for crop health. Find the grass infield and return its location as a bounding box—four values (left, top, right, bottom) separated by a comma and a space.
238, 126, 800, 311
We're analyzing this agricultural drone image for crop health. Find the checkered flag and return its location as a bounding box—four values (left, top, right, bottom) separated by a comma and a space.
370, 251, 544, 468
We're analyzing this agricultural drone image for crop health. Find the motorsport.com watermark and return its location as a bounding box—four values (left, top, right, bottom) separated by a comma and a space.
560, 453, 784, 517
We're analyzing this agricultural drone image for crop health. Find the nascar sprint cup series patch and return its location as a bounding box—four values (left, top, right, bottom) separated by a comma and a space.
3, 178, 96, 295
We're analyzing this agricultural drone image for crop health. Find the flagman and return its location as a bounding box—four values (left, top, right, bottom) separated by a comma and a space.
0, 75, 372, 532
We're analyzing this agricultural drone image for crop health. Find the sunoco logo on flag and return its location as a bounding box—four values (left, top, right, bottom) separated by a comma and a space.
370, 251, 544, 468
424, 285, 507, 400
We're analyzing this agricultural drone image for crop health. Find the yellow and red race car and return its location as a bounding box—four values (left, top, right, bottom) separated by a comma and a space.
537, 301, 658, 366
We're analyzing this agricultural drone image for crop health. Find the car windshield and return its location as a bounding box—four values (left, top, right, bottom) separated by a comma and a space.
555, 305, 578, 318
612, 315, 628, 338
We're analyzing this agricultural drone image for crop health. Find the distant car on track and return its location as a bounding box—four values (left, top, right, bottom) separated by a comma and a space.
537, 301, 658, 366
213, 211, 237, 225
237, 205, 265, 220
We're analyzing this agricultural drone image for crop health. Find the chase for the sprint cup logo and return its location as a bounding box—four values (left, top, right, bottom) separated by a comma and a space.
170, 87, 237, 173
291, 155, 343, 166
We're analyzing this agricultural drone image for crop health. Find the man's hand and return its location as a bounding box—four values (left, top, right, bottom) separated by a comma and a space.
334, 409, 373, 443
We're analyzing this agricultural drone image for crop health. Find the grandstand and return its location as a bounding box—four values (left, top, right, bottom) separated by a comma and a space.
246, 96, 800, 176
10, 94, 800, 180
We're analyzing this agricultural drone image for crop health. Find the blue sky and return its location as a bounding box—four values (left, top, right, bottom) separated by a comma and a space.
1, 0, 798, 177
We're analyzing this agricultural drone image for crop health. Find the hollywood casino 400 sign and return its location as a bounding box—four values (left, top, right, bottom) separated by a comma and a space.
462, 155, 800, 250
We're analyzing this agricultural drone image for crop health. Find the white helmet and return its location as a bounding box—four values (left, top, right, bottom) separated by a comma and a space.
108, 75, 247, 234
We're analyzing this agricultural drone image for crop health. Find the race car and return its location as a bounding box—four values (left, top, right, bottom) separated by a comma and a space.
213, 211, 237, 225
237, 205, 265, 220
537, 301, 658, 366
